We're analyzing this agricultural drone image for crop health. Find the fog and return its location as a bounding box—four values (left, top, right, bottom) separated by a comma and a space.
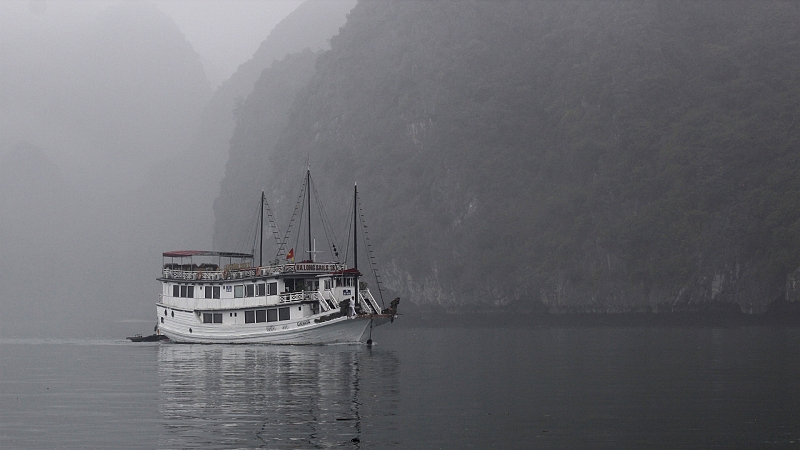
0, 0, 353, 338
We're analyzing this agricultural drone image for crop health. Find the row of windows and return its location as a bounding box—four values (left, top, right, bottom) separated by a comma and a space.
173, 285, 223, 299
172, 278, 352, 299
234, 282, 278, 298
202, 313, 223, 323
201, 307, 291, 324
244, 307, 290, 323
173, 285, 195, 298
173, 283, 276, 299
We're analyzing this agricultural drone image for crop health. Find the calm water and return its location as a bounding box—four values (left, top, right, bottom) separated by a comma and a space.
1, 325, 799, 449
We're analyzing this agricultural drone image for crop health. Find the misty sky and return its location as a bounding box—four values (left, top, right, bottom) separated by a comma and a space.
1, 0, 303, 85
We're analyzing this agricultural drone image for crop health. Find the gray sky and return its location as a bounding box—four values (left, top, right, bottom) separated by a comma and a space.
1, 0, 303, 85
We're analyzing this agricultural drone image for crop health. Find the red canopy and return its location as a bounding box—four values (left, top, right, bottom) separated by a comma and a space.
162, 250, 253, 258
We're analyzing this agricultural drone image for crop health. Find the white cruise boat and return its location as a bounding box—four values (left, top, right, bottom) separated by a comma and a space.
155, 171, 398, 344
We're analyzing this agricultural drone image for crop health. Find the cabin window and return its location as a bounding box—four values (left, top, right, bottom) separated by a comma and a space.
213, 286, 220, 299
180, 285, 187, 297
245, 284, 255, 297
324, 279, 332, 290
256, 283, 266, 296
234, 285, 244, 298
267, 308, 278, 322
307, 280, 319, 291
245, 310, 255, 323
335, 278, 353, 287
205, 286, 213, 299
267, 282, 277, 296
256, 309, 266, 323
335, 277, 353, 287
279, 307, 290, 321
173, 285, 180, 297
203, 313, 223, 323
187, 286, 194, 298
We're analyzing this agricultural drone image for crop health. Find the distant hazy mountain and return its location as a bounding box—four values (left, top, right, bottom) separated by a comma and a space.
214, 0, 800, 314
0, 144, 85, 334
0, 2, 211, 193
0, 3, 211, 336
193, 0, 356, 173
212, 49, 320, 252
160, 0, 357, 254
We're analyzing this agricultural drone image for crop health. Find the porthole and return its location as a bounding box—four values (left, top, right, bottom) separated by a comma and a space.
189, 328, 192, 333
160, 317, 164, 323
164, 309, 167, 316
298, 307, 302, 311
171, 311, 174, 317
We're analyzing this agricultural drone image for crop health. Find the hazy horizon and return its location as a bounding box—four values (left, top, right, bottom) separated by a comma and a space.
0, 0, 303, 86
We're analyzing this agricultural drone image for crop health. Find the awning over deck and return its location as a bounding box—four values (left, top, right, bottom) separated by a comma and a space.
162, 250, 253, 258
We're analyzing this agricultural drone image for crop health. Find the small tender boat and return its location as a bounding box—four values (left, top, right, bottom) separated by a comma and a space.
155, 170, 399, 344
127, 334, 169, 342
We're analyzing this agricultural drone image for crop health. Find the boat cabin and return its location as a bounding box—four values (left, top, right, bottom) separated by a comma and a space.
157, 250, 380, 327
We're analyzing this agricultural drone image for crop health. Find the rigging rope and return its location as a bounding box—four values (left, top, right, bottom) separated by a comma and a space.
309, 176, 341, 261
235, 197, 260, 256
276, 174, 307, 260
262, 194, 283, 250
358, 196, 386, 308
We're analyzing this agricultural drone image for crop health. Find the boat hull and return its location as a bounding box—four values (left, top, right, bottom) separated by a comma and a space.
156, 305, 392, 344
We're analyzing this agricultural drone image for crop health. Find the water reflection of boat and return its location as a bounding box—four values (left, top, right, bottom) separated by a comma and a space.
157, 344, 399, 447
155, 170, 399, 344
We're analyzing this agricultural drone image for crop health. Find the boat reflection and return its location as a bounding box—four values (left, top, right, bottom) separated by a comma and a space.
157, 343, 399, 448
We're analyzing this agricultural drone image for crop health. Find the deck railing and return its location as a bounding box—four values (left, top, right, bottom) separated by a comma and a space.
162, 262, 348, 281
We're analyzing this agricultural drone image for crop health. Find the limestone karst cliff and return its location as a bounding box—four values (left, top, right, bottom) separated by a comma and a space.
214, 0, 800, 313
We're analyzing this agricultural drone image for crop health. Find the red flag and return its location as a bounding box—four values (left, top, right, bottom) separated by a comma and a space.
286, 248, 294, 261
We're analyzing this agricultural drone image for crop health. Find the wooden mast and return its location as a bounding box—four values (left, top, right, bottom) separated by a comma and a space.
354, 183, 358, 271
259, 191, 265, 267
354, 183, 359, 313
307, 167, 312, 262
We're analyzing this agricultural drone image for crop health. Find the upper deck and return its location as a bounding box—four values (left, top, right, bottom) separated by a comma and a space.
160, 250, 351, 282
161, 261, 350, 282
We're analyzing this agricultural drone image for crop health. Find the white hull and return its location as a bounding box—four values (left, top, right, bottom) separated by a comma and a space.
157, 304, 391, 344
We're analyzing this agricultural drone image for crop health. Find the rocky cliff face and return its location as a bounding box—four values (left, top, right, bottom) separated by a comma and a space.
194, 0, 356, 173
215, 0, 800, 313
